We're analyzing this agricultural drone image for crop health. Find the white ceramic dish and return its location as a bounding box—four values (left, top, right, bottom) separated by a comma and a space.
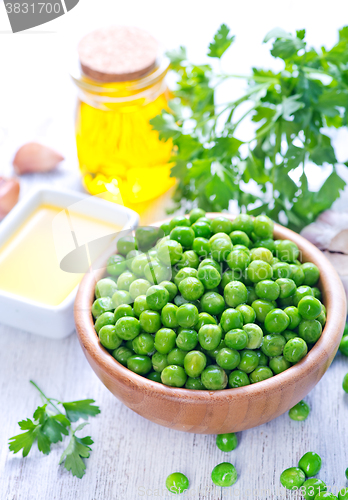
0, 187, 139, 339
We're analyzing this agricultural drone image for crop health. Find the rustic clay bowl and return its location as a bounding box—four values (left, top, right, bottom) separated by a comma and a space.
74, 214, 346, 434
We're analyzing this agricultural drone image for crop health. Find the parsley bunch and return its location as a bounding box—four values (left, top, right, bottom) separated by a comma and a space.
8, 381, 100, 478
151, 25, 348, 232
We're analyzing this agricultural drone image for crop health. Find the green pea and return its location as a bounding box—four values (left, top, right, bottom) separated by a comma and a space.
298, 320, 322, 343
192, 237, 210, 257
255, 280, 280, 301
243, 323, 263, 349
264, 309, 290, 334
132, 333, 155, 355
216, 347, 241, 370
201, 365, 228, 390
170, 226, 195, 248
275, 278, 296, 299
178, 277, 204, 301
128, 279, 151, 300
139, 310, 161, 333
283, 337, 308, 363
161, 365, 187, 387
289, 264, 305, 287
211, 216, 233, 235
246, 285, 258, 305
158, 281, 178, 302
250, 247, 273, 263
224, 329, 248, 350
216, 433, 238, 452
302, 478, 327, 499
197, 265, 222, 289
339, 489, 348, 500
249, 366, 273, 383
255, 238, 275, 253
231, 214, 254, 235
236, 304, 256, 324
220, 308, 243, 332
112, 290, 132, 308
176, 250, 200, 270
154, 328, 176, 354
176, 328, 198, 351
294, 286, 314, 306
147, 371, 162, 383
165, 472, 189, 494
272, 262, 291, 279
169, 216, 190, 230
246, 260, 273, 283
224, 281, 248, 308
312, 287, 322, 301
98, 325, 122, 350
261, 334, 286, 357
255, 350, 269, 366
184, 350, 207, 377
315, 493, 337, 499
192, 221, 211, 239
157, 239, 183, 265
195, 312, 217, 331
152, 352, 168, 372
340, 335, 348, 357
289, 400, 310, 421
211, 462, 237, 487
114, 304, 134, 323
94, 312, 115, 334
185, 377, 206, 390
127, 355, 152, 375
144, 260, 170, 284
160, 303, 179, 329
95, 278, 118, 299
301, 262, 320, 286
237, 349, 259, 373
210, 237, 233, 262
298, 452, 322, 477
228, 369, 250, 388
198, 324, 222, 350
282, 330, 298, 343
276, 239, 300, 262
92, 297, 114, 319
343, 373, 348, 393
125, 250, 140, 271
112, 346, 133, 366
280, 467, 306, 489
284, 306, 302, 330
229, 229, 249, 247
201, 291, 225, 315
252, 299, 274, 323
145, 285, 169, 311
107, 254, 127, 276
298, 296, 322, 320
133, 295, 150, 317
167, 348, 187, 367
115, 316, 140, 340
269, 356, 291, 374
226, 249, 251, 271
176, 303, 199, 328
174, 266, 198, 286
199, 257, 222, 274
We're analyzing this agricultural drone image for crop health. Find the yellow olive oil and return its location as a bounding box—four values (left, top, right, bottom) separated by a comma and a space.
0, 205, 119, 306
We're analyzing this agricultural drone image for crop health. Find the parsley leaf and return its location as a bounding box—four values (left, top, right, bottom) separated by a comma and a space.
208, 24, 235, 58
59, 423, 93, 479
62, 400, 101, 423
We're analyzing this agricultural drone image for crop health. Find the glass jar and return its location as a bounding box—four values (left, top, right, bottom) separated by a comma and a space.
71, 56, 174, 212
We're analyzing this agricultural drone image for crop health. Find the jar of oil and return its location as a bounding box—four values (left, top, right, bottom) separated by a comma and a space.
71, 26, 174, 212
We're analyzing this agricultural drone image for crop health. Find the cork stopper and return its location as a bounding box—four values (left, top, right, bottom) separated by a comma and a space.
78, 26, 159, 82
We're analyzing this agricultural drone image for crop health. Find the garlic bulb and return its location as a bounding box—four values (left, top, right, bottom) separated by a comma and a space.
0, 177, 20, 220
13, 142, 64, 175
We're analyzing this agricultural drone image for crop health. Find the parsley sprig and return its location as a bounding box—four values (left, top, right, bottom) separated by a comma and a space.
8, 381, 100, 478
151, 25, 348, 232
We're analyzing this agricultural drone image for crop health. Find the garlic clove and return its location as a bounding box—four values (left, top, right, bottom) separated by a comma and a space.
0, 177, 20, 220
13, 142, 64, 175
327, 229, 348, 254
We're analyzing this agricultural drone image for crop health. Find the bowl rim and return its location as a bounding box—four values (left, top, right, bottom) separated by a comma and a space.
74, 213, 347, 402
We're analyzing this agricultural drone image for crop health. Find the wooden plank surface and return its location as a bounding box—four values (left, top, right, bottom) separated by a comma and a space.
1, 321, 348, 500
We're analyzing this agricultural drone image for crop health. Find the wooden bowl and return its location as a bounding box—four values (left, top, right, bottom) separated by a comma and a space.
74, 214, 346, 434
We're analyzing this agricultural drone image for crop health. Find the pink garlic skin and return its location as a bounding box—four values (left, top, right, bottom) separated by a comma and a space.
13, 142, 64, 175
0, 177, 20, 220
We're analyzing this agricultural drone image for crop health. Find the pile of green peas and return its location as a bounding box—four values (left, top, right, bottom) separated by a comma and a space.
91, 209, 327, 390
280, 452, 348, 500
